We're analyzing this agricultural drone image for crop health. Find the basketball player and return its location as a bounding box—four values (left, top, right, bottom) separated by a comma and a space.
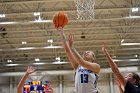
17, 66, 53, 93
102, 43, 140, 93
57, 27, 100, 93
17, 66, 35, 93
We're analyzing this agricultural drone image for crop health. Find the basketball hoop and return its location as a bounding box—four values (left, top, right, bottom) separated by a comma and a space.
74, 0, 95, 20
30, 71, 43, 80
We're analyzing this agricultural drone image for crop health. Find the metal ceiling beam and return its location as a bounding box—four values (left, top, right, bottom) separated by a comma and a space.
0, 27, 140, 34
0, 67, 138, 76
1, 16, 140, 25
4, 7, 131, 16
0, 38, 140, 46
1, 46, 140, 55
1, 32, 140, 39
0, 0, 71, 5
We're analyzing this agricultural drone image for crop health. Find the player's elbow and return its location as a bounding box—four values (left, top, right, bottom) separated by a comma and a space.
94, 65, 100, 74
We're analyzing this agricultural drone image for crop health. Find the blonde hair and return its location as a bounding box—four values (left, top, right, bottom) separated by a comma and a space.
92, 52, 96, 62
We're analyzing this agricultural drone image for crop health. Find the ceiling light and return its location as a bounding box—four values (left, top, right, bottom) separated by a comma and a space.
17, 47, 35, 50
56, 57, 60, 61
0, 20, 52, 25
0, 22, 17, 24
33, 62, 45, 65
22, 41, 27, 45
48, 39, 53, 43
134, 55, 138, 58
113, 59, 139, 62
43, 46, 63, 49
125, 15, 140, 19
0, 46, 63, 51
0, 14, 5, 17
113, 56, 116, 58
35, 58, 40, 62
121, 43, 140, 45
129, 15, 140, 18
7, 60, 12, 63
132, 7, 139, 12
33, 12, 40, 16
6, 64, 19, 66
32, 20, 52, 23
121, 39, 124, 43
52, 61, 68, 64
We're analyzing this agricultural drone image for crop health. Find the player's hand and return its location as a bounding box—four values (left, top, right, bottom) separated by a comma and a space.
67, 33, 74, 47
26, 66, 35, 74
56, 27, 64, 35
102, 42, 106, 53
46, 83, 53, 93
56, 27, 63, 31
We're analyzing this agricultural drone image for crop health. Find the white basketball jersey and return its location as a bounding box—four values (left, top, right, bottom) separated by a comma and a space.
74, 66, 99, 93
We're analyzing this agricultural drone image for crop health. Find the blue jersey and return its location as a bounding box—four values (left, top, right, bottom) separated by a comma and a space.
74, 66, 99, 93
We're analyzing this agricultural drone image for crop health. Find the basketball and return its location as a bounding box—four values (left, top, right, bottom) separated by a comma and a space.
53, 11, 68, 28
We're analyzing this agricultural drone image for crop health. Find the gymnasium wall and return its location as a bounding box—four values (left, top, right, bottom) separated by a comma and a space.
0, 73, 122, 93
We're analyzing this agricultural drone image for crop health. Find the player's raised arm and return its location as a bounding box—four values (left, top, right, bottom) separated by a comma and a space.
17, 66, 35, 93
53, 12, 78, 70
67, 34, 100, 74
102, 43, 126, 86
57, 28, 78, 69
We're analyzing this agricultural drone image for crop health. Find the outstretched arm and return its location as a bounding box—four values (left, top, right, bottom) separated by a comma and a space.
57, 28, 100, 73
115, 77, 124, 93
102, 43, 126, 87
67, 34, 100, 74
57, 28, 78, 69
17, 66, 35, 93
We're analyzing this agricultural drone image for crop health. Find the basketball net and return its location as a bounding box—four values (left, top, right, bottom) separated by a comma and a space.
30, 71, 43, 80
74, 0, 95, 20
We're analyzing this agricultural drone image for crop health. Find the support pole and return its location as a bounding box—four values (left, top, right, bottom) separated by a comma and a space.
109, 73, 114, 93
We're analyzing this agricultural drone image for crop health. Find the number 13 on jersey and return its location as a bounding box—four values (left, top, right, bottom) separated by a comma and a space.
80, 74, 88, 83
